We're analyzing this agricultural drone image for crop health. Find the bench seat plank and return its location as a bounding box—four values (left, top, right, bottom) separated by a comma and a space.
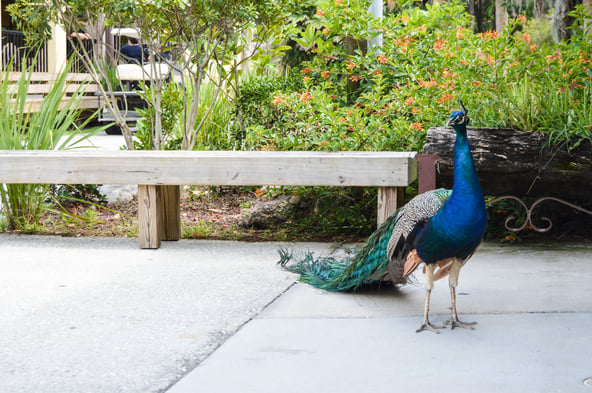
0, 150, 417, 248
0, 150, 417, 187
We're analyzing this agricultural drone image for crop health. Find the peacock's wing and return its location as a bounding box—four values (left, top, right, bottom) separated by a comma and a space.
385, 188, 452, 283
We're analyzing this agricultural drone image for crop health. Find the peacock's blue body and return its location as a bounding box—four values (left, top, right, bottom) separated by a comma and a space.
279, 102, 488, 333
414, 112, 488, 264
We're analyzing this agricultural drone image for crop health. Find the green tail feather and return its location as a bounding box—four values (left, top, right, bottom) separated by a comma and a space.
278, 211, 401, 292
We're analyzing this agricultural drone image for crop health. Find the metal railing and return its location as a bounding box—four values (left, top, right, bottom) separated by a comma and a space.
1, 30, 48, 72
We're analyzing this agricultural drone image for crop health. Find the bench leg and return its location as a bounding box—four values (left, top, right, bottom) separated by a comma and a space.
138, 185, 161, 249
377, 186, 405, 227
158, 185, 181, 241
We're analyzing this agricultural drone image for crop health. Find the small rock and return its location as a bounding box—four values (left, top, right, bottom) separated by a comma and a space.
242, 194, 302, 229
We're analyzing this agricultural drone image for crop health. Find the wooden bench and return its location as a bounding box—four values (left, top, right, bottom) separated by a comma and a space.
0, 150, 418, 248
5, 72, 99, 113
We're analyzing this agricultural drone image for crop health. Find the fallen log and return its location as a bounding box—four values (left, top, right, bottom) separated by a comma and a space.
422, 127, 592, 202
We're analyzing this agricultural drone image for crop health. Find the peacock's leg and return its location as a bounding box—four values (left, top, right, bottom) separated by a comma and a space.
416, 263, 445, 334
443, 259, 477, 330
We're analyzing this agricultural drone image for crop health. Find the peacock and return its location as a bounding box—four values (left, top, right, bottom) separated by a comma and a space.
279, 101, 488, 334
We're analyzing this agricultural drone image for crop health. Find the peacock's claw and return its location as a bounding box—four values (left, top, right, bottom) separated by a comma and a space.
443, 318, 477, 330
416, 322, 446, 334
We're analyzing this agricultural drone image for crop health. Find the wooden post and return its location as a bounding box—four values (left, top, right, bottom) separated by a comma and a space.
417, 154, 438, 194
158, 185, 181, 241
138, 185, 161, 249
377, 186, 404, 227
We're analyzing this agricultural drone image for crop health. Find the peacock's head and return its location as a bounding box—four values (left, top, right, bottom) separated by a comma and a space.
447, 99, 470, 127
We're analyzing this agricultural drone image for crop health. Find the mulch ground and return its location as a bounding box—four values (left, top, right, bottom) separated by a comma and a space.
36, 186, 272, 240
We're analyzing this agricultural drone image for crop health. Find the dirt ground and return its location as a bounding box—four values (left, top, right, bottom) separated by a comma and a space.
36, 186, 275, 241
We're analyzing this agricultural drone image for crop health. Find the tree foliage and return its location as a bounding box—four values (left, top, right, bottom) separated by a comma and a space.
9, 0, 294, 150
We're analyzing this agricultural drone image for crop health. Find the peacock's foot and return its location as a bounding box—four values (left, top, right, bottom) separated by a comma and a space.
416, 322, 446, 334
443, 317, 477, 330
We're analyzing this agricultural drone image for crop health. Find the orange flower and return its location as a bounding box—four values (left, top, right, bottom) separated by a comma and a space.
300, 68, 313, 74
410, 122, 423, 130
272, 95, 286, 106
321, 71, 329, 79
481, 30, 499, 40
335, 0, 343, 5
522, 33, 531, 43
315, 9, 325, 17
377, 54, 388, 64
405, 97, 415, 106
433, 40, 446, 51
349, 75, 363, 82
460, 60, 469, 66
416, 26, 427, 33
322, 54, 337, 63
517, 15, 527, 23
345, 59, 356, 70
318, 141, 330, 146
418, 80, 437, 88
401, 15, 409, 24
546, 51, 562, 64
300, 92, 312, 102
437, 93, 455, 104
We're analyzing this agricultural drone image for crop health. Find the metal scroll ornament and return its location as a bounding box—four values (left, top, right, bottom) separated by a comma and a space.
486, 196, 592, 233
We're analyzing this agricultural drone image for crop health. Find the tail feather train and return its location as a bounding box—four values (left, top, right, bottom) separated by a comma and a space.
278, 189, 452, 292
279, 209, 401, 292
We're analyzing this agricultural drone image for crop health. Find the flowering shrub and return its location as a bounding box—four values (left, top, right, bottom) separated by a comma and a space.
243, 1, 592, 152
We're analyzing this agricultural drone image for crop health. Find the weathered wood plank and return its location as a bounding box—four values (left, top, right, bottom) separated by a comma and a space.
377, 186, 404, 227
10, 96, 99, 113
158, 185, 181, 241
0, 151, 417, 187
423, 127, 592, 200
6, 72, 94, 82
7, 84, 99, 95
138, 185, 161, 249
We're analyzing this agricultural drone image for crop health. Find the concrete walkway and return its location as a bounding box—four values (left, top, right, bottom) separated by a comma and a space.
1, 235, 591, 393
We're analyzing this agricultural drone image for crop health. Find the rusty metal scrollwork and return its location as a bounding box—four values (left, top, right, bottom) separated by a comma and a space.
486, 196, 592, 233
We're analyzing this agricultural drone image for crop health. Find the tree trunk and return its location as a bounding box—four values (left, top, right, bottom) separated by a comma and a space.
553, 0, 577, 41
422, 127, 592, 202
584, 0, 592, 34
474, 0, 484, 32
495, 0, 509, 32
468, 0, 485, 32
533, 0, 547, 18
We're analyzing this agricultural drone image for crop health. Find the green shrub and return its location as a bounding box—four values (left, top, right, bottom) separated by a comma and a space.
236, 72, 303, 146
135, 81, 185, 150
135, 80, 238, 151
241, 1, 591, 153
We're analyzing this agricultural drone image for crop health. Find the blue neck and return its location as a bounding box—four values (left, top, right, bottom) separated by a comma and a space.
449, 125, 483, 203
434, 124, 486, 229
